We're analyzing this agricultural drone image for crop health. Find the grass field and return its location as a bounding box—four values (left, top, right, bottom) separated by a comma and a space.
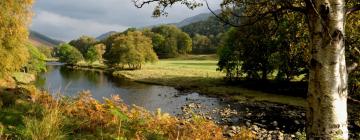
113, 55, 306, 107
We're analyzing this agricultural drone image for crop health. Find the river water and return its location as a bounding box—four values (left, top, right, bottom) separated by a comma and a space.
35, 62, 225, 115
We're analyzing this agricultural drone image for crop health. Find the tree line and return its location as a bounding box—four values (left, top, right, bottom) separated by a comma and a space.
55, 24, 225, 69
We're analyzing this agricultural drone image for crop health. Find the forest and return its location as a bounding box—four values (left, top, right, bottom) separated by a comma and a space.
0, 0, 359, 139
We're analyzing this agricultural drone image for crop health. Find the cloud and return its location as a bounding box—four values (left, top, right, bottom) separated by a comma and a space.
31, 11, 129, 41
30, 0, 222, 41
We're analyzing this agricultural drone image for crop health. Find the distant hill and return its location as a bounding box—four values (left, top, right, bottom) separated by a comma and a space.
181, 16, 230, 37
175, 10, 221, 27
29, 31, 63, 47
97, 10, 222, 40
96, 31, 117, 41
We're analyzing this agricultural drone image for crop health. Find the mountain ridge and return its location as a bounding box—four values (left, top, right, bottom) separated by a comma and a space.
96, 10, 220, 40
29, 30, 63, 47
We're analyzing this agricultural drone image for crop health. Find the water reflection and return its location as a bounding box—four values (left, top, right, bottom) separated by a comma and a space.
36, 63, 224, 115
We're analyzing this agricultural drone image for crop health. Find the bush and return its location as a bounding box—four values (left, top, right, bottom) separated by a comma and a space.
25, 44, 47, 73
55, 44, 84, 65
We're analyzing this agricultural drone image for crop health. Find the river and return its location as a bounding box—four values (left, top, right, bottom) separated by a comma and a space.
35, 62, 225, 116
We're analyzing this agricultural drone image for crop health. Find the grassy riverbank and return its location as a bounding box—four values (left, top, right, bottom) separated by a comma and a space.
113, 56, 307, 107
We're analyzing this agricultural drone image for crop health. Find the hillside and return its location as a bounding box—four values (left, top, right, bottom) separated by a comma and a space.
181, 16, 229, 37
175, 10, 220, 27
97, 10, 222, 41
96, 31, 117, 41
29, 30, 63, 47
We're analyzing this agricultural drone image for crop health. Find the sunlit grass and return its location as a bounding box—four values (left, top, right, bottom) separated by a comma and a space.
113, 57, 306, 107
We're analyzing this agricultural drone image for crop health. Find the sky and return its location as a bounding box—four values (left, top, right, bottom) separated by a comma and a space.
30, 0, 221, 41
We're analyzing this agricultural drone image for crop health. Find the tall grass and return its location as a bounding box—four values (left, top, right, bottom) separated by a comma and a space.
0, 87, 255, 139
20, 103, 66, 140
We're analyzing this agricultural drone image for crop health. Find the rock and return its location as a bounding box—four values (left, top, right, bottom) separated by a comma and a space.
205, 116, 212, 120
252, 125, 259, 131
188, 103, 196, 108
294, 120, 300, 125
12, 72, 35, 85
246, 121, 251, 127
225, 130, 235, 137
272, 121, 278, 127
301, 113, 306, 117
230, 126, 237, 131
261, 120, 266, 123
278, 132, 284, 140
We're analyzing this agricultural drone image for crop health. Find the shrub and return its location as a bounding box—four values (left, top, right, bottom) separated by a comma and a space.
55, 44, 84, 65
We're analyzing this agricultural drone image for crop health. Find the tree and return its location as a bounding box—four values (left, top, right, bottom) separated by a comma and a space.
105, 31, 158, 69
25, 44, 47, 73
85, 44, 106, 63
69, 36, 97, 56
151, 25, 192, 58
0, 0, 34, 77
142, 28, 166, 55
84, 46, 99, 63
192, 34, 213, 54
56, 44, 84, 65
345, 13, 360, 98
133, 0, 360, 139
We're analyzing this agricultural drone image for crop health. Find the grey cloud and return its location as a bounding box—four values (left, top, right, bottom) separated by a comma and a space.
31, 0, 222, 41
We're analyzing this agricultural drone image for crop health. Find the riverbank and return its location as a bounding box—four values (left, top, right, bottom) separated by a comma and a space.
0, 85, 241, 139
112, 59, 307, 107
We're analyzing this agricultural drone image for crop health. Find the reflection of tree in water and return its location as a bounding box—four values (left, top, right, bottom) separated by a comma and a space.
83, 70, 101, 86
59, 66, 103, 86
59, 66, 82, 81
109, 76, 152, 90
46, 65, 55, 72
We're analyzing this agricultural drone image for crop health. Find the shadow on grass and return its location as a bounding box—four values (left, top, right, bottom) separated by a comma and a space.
129, 76, 307, 107
0, 88, 43, 127
169, 62, 217, 66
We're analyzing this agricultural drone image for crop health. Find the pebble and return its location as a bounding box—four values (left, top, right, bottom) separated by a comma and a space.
272, 121, 278, 127
246, 121, 251, 127
294, 120, 300, 125
301, 113, 306, 117
252, 125, 259, 131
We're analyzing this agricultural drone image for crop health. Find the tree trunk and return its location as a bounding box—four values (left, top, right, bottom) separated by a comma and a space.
306, 0, 348, 139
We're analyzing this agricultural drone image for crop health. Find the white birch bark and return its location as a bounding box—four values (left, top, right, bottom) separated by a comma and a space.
306, 0, 349, 139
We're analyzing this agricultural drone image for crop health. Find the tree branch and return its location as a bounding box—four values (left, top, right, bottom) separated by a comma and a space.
133, 0, 159, 8
347, 62, 358, 73
205, 1, 241, 27
346, 4, 360, 15
205, 0, 305, 28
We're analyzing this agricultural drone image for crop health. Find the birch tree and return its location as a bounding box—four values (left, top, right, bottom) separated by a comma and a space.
133, 0, 360, 139
0, 0, 34, 76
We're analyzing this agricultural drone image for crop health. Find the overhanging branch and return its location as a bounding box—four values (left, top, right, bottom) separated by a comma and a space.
346, 4, 360, 15
133, 0, 159, 8
205, 0, 306, 28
